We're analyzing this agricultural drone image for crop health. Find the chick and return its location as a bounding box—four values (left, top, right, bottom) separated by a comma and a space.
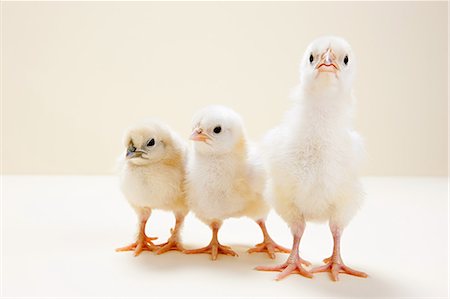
185, 105, 289, 260
116, 120, 188, 256
256, 36, 368, 281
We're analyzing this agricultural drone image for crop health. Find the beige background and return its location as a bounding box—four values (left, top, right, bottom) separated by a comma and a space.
2, 1, 448, 176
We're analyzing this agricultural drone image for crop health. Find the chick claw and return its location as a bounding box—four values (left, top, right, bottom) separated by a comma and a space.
116, 236, 158, 257
154, 237, 184, 255
311, 257, 368, 281
248, 239, 291, 259
185, 242, 238, 261
255, 255, 312, 280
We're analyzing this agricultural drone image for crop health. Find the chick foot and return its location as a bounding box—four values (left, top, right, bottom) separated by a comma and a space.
255, 223, 312, 280
255, 252, 312, 280
116, 217, 158, 256
312, 256, 368, 281
116, 235, 158, 256
184, 222, 238, 260
248, 220, 291, 259
154, 215, 186, 255
248, 240, 290, 259
155, 237, 184, 254
185, 241, 238, 260
312, 224, 368, 281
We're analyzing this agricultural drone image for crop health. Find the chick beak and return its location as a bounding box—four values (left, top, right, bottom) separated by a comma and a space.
190, 128, 209, 142
316, 48, 339, 73
126, 149, 146, 158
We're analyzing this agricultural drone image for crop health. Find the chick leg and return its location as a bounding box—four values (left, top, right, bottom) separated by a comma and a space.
155, 213, 185, 255
255, 221, 312, 280
184, 222, 238, 260
248, 219, 291, 259
116, 209, 158, 256
311, 224, 368, 281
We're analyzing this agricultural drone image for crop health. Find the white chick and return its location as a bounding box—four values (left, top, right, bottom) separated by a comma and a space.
116, 120, 188, 256
185, 105, 289, 260
256, 36, 368, 281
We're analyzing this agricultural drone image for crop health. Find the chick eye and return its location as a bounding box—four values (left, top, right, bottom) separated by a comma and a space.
213, 126, 222, 134
147, 138, 155, 147
344, 55, 349, 65
309, 54, 314, 64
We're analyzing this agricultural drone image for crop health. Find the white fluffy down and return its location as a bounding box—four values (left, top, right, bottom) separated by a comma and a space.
186, 105, 270, 226
262, 36, 364, 230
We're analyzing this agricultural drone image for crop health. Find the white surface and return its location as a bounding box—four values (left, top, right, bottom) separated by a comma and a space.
1, 176, 448, 297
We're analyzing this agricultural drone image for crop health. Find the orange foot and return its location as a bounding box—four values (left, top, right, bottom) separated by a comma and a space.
116, 236, 158, 257
155, 237, 184, 255
185, 241, 238, 261
311, 256, 368, 281
248, 238, 290, 259
255, 254, 312, 280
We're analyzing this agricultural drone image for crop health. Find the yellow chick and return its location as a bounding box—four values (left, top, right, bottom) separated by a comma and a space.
116, 119, 188, 256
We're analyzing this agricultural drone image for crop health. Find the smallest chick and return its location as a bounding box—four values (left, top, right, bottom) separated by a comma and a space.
116, 119, 188, 256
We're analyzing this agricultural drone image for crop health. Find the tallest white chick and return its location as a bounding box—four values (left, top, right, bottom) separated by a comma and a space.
256, 36, 368, 281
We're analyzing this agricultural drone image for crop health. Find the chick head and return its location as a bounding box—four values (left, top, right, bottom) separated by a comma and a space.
299, 36, 356, 93
123, 119, 181, 166
190, 105, 245, 155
